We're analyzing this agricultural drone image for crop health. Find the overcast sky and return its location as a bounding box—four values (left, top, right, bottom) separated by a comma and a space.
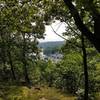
39, 20, 67, 42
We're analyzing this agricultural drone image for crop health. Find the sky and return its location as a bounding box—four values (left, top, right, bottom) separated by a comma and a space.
39, 20, 67, 42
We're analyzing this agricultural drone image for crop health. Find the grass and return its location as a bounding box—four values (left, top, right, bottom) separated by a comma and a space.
95, 92, 100, 100
0, 86, 76, 100
0, 85, 100, 100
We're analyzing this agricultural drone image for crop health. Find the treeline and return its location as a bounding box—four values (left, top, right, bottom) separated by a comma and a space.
0, 0, 45, 85
38, 41, 65, 55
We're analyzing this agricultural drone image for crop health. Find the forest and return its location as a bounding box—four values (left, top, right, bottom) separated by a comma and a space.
0, 0, 100, 100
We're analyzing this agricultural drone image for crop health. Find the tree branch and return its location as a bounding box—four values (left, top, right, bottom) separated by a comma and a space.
63, 0, 100, 52
50, 25, 81, 48
50, 25, 67, 40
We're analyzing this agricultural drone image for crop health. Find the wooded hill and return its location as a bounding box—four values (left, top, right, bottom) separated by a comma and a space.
38, 41, 65, 55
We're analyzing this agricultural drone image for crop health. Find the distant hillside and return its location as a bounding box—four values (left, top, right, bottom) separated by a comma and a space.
38, 41, 65, 55
38, 41, 65, 48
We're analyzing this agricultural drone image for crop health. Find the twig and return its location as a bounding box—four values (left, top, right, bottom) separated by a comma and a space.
50, 25, 81, 48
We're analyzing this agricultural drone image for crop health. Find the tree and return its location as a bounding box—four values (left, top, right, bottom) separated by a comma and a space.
81, 34, 88, 100
0, 0, 45, 84
42, 1, 99, 99
57, 50, 82, 93
42, 0, 100, 52
63, 0, 100, 52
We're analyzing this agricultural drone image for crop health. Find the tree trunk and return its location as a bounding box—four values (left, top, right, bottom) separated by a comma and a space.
7, 50, 16, 80
81, 35, 89, 100
22, 33, 30, 85
1, 48, 7, 76
63, 0, 100, 53
0, 33, 7, 76
22, 55, 30, 84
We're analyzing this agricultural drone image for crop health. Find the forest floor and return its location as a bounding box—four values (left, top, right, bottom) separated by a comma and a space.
0, 85, 76, 100
0, 85, 100, 100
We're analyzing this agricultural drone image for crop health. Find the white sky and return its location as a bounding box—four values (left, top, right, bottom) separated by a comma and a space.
39, 20, 67, 42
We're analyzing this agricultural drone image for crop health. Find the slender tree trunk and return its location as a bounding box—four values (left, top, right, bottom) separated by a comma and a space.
0, 33, 7, 75
6, 32, 16, 80
1, 48, 7, 75
22, 33, 30, 85
81, 34, 89, 100
7, 50, 16, 80
22, 53, 30, 84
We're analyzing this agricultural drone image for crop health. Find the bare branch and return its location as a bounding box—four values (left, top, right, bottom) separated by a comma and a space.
50, 25, 81, 48
50, 25, 67, 40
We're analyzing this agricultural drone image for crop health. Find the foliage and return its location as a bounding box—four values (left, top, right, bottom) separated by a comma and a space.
0, 0, 45, 83
0, 86, 76, 100
0, 0, 100, 100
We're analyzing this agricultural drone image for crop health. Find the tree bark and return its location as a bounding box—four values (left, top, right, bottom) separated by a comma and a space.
81, 35, 89, 100
7, 50, 16, 80
63, 0, 100, 52
22, 33, 30, 85
0, 33, 7, 76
